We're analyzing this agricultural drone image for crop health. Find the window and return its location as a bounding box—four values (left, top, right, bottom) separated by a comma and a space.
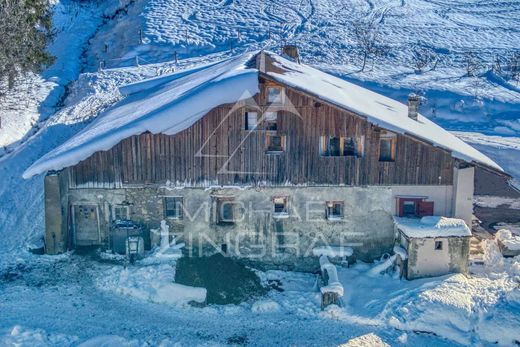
113, 205, 129, 221
379, 132, 396, 162
264, 111, 277, 131
266, 134, 286, 153
326, 201, 344, 220
320, 136, 364, 157
397, 197, 434, 218
402, 201, 416, 217
273, 197, 289, 216
267, 86, 283, 104
245, 111, 258, 130
217, 198, 236, 224
164, 197, 183, 219
435, 241, 443, 250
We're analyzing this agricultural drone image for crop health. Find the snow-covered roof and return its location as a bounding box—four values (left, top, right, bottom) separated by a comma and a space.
394, 216, 472, 238
24, 51, 502, 178
264, 53, 502, 172
23, 53, 259, 179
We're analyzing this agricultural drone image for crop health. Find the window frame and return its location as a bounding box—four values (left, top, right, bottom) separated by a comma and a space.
263, 111, 278, 131
112, 205, 130, 221
164, 197, 184, 220
216, 197, 237, 225
326, 201, 344, 220
273, 196, 289, 217
379, 132, 397, 162
266, 133, 286, 154
434, 240, 443, 250
320, 136, 364, 157
244, 111, 258, 130
267, 86, 284, 104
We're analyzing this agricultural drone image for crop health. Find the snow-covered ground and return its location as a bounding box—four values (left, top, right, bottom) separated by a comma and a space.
1, 237, 518, 346
1, 0, 520, 345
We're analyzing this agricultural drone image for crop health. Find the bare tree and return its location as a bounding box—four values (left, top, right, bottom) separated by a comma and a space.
350, 18, 389, 72
410, 44, 439, 73
463, 51, 484, 77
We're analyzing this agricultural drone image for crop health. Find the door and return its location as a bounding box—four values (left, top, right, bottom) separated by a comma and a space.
73, 204, 101, 246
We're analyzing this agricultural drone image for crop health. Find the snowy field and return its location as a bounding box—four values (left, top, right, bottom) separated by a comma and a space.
1, 0, 520, 346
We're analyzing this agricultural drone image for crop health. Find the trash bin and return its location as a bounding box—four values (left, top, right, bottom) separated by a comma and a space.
111, 220, 142, 254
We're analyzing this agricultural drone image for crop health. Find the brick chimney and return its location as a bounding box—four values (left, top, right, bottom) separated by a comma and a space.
282, 45, 300, 63
407, 93, 420, 121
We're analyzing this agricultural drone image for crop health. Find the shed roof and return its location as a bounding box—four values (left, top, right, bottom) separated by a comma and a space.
394, 216, 472, 238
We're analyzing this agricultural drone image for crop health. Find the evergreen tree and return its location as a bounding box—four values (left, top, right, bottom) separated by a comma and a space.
0, 0, 54, 92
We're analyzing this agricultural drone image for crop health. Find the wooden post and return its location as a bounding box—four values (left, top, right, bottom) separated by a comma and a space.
139, 29, 143, 44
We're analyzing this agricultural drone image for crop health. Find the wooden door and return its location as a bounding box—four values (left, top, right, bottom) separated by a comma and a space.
73, 204, 101, 246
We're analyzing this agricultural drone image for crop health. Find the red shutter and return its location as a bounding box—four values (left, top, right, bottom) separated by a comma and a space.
418, 201, 434, 217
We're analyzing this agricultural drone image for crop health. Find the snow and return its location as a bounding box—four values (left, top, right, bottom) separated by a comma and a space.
313, 246, 354, 258
96, 263, 206, 306
340, 333, 390, 347
474, 196, 520, 210
251, 299, 281, 313
23, 53, 259, 178
496, 229, 520, 252
319, 255, 344, 297
393, 245, 408, 261
394, 216, 471, 238
267, 53, 502, 172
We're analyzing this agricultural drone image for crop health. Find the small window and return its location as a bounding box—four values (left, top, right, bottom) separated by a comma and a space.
164, 197, 183, 219
435, 241, 443, 250
264, 111, 277, 131
113, 206, 129, 221
267, 86, 283, 104
320, 136, 364, 157
217, 198, 236, 224
245, 111, 258, 130
379, 133, 396, 162
273, 197, 289, 216
326, 201, 344, 220
402, 201, 416, 217
266, 134, 286, 153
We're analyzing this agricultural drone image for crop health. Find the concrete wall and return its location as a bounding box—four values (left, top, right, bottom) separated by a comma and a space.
44, 173, 68, 254
404, 235, 470, 280
59, 183, 466, 271
452, 166, 475, 226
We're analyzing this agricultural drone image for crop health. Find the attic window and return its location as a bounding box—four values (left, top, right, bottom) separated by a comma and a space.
326, 201, 344, 220
266, 134, 286, 153
273, 197, 289, 216
320, 136, 364, 157
245, 111, 258, 130
435, 241, 443, 250
267, 86, 283, 104
379, 132, 397, 162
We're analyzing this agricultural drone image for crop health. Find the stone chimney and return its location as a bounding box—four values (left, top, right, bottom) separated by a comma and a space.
407, 93, 420, 121
282, 45, 300, 63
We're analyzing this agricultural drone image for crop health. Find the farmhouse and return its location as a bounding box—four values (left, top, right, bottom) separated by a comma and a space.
25, 49, 506, 273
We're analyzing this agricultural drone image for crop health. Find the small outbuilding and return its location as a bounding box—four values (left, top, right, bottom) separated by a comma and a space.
394, 216, 471, 280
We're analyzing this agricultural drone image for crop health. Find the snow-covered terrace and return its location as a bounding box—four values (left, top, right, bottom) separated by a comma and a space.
23, 51, 502, 179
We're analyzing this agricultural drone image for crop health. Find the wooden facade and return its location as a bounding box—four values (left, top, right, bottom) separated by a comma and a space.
67, 78, 456, 189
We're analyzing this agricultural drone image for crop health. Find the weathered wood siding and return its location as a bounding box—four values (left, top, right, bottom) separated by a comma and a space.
68, 80, 455, 188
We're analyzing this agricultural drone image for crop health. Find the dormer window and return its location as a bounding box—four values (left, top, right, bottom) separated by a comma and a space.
267, 86, 283, 104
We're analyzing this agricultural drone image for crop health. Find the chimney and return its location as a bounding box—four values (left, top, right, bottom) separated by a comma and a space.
282, 45, 300, 63
407, 93, 420, 121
